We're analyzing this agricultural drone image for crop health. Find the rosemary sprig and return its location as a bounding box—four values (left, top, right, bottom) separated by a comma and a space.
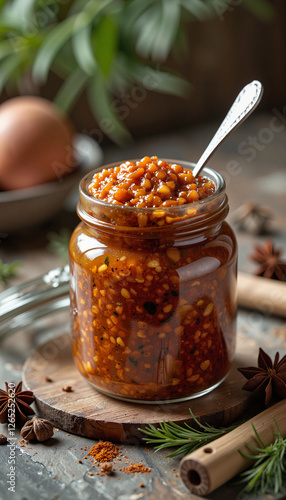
139, 410, 239, 457
47, 228, 71, 263
141, 412, 286, 495
0, 259, 21, 285
238, 419, 286, 495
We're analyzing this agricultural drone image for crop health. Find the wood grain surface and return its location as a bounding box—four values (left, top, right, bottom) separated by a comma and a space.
238, 272, 286, 318
22, 332, 259, 442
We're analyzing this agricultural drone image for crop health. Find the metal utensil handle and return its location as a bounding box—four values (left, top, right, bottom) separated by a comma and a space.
0, 265, 70, 325
193, 80, 263, 178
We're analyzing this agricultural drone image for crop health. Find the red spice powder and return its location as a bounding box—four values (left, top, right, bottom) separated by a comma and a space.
122, 463, 151, 474
87, 441, 119, 462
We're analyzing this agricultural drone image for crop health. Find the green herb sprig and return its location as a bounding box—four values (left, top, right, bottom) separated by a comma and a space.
0, 259, 21, 285
238, 420, 286, 495
139, 410, 239, 457
47, 228, 72, 263
140, 412, 286, 495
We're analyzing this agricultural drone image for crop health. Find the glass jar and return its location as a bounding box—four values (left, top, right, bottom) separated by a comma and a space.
69, 160, 237, 403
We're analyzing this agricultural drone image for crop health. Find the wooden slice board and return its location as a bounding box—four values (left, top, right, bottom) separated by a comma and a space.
22, 332, 260, 442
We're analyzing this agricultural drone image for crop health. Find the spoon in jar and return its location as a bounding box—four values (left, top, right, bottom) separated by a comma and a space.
192, 80, 263, 178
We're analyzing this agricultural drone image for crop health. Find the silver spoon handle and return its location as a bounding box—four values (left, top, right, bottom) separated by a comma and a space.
192, 80, 263, 178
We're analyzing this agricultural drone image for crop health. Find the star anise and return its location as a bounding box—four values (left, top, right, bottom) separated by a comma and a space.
0, 382, 35, 424
250, 240, 286, 281
238, 348, 286, 405
231, 201, 273, 235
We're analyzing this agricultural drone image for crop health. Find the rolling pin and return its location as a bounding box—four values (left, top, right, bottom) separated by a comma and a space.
179, 399, 286, 496
238, 272, 286, 317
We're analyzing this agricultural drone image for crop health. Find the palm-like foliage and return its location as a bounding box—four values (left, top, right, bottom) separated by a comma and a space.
0, 0, 274, 143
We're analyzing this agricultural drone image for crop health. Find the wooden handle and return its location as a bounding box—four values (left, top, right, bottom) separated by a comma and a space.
238, 272, 286, 317
179, 399, 286, 496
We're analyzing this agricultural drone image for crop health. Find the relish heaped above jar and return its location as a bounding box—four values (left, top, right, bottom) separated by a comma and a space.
69, 156, 237, 403
88, 156, 215, 208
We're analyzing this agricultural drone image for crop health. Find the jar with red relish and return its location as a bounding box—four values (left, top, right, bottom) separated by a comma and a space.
69, 157, 237, 403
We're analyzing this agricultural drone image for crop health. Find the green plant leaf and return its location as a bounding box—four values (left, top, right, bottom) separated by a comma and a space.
0, 0, 8, 9
120, 59, 190, 97
32, 15, 76, 83
241, 0, 275, 21
144, 68, 190, 97
9, 0, 37, 27
93, 15, 118, 78
54, 67, 89, 113
0, 24, 20, 34
68, 0, 91, 16
0, 40, 16, 61
88, 72, 131, 145
77, 0, 117, 25
134, 4, 161, 60
122, 0, 155, 36
150, 0, 181, 61
180, 0, 214, 20
32, 0, 117, 83
109, 56, 132, 94
52, 54, 76, 78
0, 260, 21, 285
0, 53, 22, 93
72, 23, 97, 75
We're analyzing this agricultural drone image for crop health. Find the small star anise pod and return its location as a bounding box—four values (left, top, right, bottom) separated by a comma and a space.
238, 348, 286, 405
0, 382, 35, 424
250, 239, 286, 281
231, 201, 272, 235
21, 416, 53, 442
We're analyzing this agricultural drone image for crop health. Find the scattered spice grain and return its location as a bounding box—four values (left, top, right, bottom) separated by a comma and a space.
87, 441, 119, 462
44, 376, 53, 382
62, 386, 73, 392
122, 462, 151, 474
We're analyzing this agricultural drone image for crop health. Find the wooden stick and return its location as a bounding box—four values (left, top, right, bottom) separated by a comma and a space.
179, 399, 286, 496
237, 272, 286, 317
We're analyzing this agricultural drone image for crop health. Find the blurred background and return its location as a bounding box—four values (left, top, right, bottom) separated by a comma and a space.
0, 0, 285, 283
0, 0, 284, 142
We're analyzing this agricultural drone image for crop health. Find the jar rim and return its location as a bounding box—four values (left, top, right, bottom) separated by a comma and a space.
79, 159, 225, 214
